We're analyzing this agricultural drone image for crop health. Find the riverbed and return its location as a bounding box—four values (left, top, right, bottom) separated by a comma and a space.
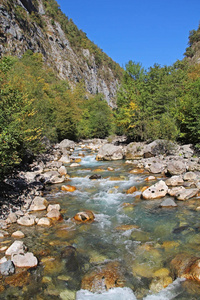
1, 146, 200, 299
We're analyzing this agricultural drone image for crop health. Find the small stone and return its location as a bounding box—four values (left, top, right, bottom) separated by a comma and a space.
47, 204, 61, 212
37, 217, 51, 226
6, 212, 17, 224
58, 166, 67, 176
11, 252, 38, 268
145, 176, 156, 181
89, 174, 102, 180
6, 241, 26, 256
46, 209, 62, 221
61, 185, 76, 192
60, 289, 76, 300
17, 215, 36, 226
70, 163, 80, 167
160, 198, 177, 207
29, 196, 49, 211
73, 210, 95, 223
0, 246, 8, 252
126, 186, 137, 194
11, 231, 25, 238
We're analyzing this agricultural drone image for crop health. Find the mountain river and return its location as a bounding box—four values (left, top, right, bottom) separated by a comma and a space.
1, 146, 200, 299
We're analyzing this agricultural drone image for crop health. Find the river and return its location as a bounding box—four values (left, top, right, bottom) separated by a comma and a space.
1, 146, 200, 299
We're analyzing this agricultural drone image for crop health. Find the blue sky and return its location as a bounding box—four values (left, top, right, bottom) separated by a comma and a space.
56, 0, 200, 70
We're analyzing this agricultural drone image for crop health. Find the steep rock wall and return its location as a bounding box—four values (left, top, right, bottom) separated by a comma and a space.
0, 0, 122, 106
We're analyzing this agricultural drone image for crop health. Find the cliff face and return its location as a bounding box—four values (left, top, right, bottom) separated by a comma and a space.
184, 24, 200, 66
0, 0, 123, 106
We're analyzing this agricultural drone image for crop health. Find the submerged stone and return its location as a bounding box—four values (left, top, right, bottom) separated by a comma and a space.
73, 210, 95, 223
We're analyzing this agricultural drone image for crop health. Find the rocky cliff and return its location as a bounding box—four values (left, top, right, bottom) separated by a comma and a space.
0, 0, 123, 106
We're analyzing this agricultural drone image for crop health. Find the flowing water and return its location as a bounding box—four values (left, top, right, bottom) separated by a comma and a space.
2, 147, 200, 299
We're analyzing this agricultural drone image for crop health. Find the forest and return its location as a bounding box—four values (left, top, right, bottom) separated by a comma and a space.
0, 23, 200, 179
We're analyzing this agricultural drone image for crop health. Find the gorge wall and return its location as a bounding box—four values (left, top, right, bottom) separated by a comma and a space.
0, 0, 123, 106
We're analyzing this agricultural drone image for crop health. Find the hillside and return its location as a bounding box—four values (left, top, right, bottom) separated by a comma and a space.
0, 0, 123, 106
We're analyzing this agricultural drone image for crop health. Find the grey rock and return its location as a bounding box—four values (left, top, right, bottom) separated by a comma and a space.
183, 172, 198, 181
96, 143, 124, 161
166, 161, 186, 175
160, 198, 177, 207
175, 188, 199, 201
165, 175, 184, 186
0, 260, 15, 275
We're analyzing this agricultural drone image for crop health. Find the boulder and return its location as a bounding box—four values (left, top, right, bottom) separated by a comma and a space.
168, 186, 185, 197
29, 196, 48, 211
11, 252, 38, 268
125, 142, 145, 159
6, 241, 26, 256
96, 143, 124, 161
148, 163, 166, 174
58, 139, 75, 150
0, 260, 15, 275
17, 215, 36, 226
143, 140, 178, 158
73, 210, 95, 223
175, 188, 199, 201
183, 172, 198, 181
166, 161, 186, 175
142, 180, 168, 199
165, 175, 184, 186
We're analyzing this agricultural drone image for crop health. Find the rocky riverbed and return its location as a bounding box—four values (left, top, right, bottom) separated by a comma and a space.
1, 138, 200, 299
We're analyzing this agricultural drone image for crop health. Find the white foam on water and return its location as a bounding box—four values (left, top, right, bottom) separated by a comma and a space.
143, 278, 185, 300
76, 287, 137, 300
93, 191, 124, 206
94, 213, 112, 228
80, 155, 99, 166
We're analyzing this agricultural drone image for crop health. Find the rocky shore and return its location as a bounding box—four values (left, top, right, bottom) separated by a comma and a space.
1, 137, 200, 231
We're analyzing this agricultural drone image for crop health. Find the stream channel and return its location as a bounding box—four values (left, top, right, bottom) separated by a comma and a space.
2, 146, 200, 299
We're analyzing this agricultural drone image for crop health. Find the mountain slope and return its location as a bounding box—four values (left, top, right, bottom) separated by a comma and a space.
0, 0, 123, 106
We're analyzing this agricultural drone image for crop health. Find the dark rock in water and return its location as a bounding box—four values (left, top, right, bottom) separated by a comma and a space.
61, 246, 80, 272
89, 174, 102, 180
173, 225, 189, 234
0, 260, 15, 276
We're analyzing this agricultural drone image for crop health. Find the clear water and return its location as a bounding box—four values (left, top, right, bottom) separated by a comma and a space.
1, 148, 200, 299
